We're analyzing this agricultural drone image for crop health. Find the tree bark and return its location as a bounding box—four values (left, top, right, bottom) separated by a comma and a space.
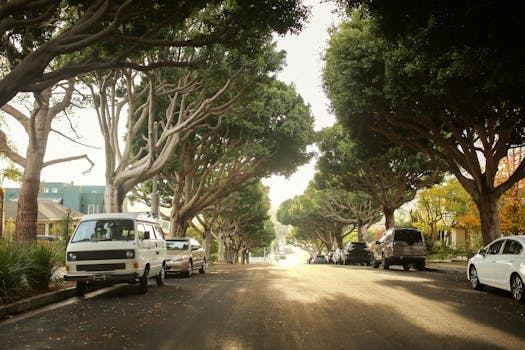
358, 225, 368, 241
475, 193, 501, 245
384, 207, 395, 229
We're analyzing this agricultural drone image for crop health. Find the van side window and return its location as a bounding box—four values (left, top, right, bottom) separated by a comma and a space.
154, 225, 165, 240
137, 224, 146, 240
144, 224, 157, 240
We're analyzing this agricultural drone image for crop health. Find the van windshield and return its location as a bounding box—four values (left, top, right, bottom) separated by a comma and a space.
395, 229, 423, 244
71, 220, 135, 242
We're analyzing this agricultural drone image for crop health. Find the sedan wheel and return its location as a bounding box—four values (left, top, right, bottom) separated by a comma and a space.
156, 265, 165, 286
511, 274, 524, 303
469, 265, 483, 290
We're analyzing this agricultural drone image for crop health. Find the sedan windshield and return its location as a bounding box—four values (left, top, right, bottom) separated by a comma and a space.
71, 219, 135, 242
166, 240, 189, 250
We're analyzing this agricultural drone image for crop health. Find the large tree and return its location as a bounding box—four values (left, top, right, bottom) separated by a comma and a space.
132, 78, 314, 236
328, 3, 525, 244
0, 82, 93, 241
0, 0, 308, 107
315, 124, 441, 229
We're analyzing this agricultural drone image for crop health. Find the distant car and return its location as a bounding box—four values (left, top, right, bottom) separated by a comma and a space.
312, 255, 328, 264
344, 242, 371, 266
372, 228, 426, 271
333, 248, 345, 265
327, 251, 335, 264
467, 236, 525, 303
165, 237, 206, 277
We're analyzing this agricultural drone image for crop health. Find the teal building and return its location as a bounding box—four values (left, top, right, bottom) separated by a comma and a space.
5, 182, 105, 215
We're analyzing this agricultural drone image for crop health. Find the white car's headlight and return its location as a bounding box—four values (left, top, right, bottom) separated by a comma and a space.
67, 252, 77, 261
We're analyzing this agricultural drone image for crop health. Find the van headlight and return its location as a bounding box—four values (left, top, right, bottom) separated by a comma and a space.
67, 252, 77, 261
126, 250, 135, 259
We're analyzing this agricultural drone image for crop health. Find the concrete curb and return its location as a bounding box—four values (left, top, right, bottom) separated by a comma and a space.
0, 287, 77, 320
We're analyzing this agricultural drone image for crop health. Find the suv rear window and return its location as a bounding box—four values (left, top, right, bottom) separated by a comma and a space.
394, 229, 423, 244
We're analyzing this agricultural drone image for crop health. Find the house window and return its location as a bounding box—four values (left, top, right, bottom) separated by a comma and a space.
87, 204, 95, 215
52, 188, 58, 193
43, 188, 49, 193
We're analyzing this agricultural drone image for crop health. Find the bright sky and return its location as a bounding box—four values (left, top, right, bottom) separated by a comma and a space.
4, 1, 340, 209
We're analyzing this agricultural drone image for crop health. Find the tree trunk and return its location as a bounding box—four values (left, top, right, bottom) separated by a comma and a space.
104, 180, 126, 212
0, 188, 4, 239
383, 207, 395, 229
358, 225, 368, 241
169, 214, 189, 238
203, 229, 213, 262
16, 153, 44, 242
475, 194, 501, 245
217, 236, 226, 262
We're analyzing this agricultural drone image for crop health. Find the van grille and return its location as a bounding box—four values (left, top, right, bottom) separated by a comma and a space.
77, 263, 126, 271
70, 250, 131, 261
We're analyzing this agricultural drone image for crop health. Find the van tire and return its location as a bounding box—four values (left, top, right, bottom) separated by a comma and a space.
156, 265, 165, 286
139, 267, 149, 294
76, 281, 87, 296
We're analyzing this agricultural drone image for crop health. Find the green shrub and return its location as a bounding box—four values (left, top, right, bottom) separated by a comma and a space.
0, 241, 29, 299
26, 244, 60, 290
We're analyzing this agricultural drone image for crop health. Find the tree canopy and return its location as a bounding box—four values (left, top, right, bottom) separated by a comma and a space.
323, 4, 525, 244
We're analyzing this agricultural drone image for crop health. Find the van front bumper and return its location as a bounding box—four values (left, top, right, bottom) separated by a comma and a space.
64, 272, 139, 283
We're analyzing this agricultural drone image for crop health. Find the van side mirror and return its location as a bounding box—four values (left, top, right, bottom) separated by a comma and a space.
143, 231, 150, 240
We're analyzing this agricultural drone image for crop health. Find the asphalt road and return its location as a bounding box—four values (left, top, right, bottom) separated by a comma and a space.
1, 263, 524, 350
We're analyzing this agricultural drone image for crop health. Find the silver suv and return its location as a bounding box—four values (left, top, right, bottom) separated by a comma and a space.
372, 228, 426, 271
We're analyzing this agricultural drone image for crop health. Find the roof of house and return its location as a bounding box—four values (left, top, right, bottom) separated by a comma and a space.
4, 200, 84, 222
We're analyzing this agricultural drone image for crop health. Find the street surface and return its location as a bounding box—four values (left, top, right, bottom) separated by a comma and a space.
1, 263, 524, 349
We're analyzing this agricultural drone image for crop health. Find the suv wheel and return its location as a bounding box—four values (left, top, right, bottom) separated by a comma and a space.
372, 255, 380, 269
383, 254, 390, 270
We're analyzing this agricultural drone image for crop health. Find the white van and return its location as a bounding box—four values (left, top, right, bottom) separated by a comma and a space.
64, 213, 167, 295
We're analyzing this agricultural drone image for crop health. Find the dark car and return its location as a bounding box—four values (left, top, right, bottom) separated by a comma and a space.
344, 242, 371, 266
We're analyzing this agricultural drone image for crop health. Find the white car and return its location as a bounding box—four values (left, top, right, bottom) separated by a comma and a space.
467, 235, 525, 303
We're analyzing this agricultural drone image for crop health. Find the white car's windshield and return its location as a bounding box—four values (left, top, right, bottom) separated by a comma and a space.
71, 219, 135, 242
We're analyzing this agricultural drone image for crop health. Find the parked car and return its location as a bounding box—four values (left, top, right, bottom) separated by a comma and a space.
327, 251, 335, 264
467, 236, 525, 303
344, 242, 371, 265
64, 213, 167, 295
165, 237, 206, 277
333, 248, 345, 265
312, 255, 328, 264
372, 228, 426, 270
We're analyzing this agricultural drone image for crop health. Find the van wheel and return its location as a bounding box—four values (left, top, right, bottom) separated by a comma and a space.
76, 281, 87, 296
199, 259, 206, 274
156, 265, 165, 286
139, 267, 149, 294
383, 254, 390, 270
